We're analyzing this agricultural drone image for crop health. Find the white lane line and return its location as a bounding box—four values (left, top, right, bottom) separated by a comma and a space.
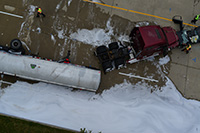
119, 72, 159, 83
0, 11, 23, 19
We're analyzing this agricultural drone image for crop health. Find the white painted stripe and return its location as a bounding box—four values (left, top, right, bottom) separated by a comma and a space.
0, 11, 23, 18
119, 72, 159, 83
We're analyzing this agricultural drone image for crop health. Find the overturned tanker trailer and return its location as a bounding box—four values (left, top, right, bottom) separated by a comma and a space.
0, 40, 101, 92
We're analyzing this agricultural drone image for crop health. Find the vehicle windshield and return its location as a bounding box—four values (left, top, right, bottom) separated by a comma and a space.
132, 30, 144, 53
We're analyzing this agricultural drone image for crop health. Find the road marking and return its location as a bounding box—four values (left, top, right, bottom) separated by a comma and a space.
119, 72, 159, 83
83, 0, 197, 27
0, 11, 23, 19
192, 58, 196, 62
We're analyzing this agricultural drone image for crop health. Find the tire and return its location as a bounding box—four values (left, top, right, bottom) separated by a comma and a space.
108, 42, 119, 51
102, 61, 113, 73
10, 39, 22, 50
114, 57, 125, 69
96, 45, 108, 55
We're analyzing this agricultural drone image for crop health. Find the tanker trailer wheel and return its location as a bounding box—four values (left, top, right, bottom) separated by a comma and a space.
10, 39, 22, 50
114, 57, 126, 69
96, 45, 108, 55
102, 61, 113, 73
108, 42, 119, 51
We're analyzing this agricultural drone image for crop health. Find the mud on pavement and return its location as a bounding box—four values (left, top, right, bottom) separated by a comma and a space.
0, 0, 170, 93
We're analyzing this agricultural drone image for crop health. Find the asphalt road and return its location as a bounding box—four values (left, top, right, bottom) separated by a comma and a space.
0, 0, 200, 100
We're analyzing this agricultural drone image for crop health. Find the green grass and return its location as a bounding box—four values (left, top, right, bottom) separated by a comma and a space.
0, 114, 78, 133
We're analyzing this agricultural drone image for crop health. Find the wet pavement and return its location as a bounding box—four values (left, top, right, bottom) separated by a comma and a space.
0, 0, 200, 99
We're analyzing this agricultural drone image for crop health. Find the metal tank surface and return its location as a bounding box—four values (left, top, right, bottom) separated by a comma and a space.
0, 51, 101, 91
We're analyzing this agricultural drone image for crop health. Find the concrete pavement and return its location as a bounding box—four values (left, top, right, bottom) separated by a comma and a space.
169, 44, 200, 100
0, 0, 200, 100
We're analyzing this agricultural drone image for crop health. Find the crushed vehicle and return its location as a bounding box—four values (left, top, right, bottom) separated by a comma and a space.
172, 15, 200, 46
0, 39, 101, 92
95, 25, 179, 73
176, 26, 200, 46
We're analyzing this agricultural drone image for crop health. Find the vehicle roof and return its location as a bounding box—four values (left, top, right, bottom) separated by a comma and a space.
139, 25, 167, 48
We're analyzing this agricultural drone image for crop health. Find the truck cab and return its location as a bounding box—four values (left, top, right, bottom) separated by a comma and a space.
128, 25, 179, 63
95, 25, 179, 72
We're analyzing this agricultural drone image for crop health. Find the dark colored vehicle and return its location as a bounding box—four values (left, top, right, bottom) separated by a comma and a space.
176, 26, 200, 46
172, 15, 200, 46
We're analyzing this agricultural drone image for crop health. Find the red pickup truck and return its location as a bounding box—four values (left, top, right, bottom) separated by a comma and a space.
95, 25, 179, 73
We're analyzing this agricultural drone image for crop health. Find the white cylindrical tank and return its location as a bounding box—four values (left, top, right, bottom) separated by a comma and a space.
0, 51, 101, 91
